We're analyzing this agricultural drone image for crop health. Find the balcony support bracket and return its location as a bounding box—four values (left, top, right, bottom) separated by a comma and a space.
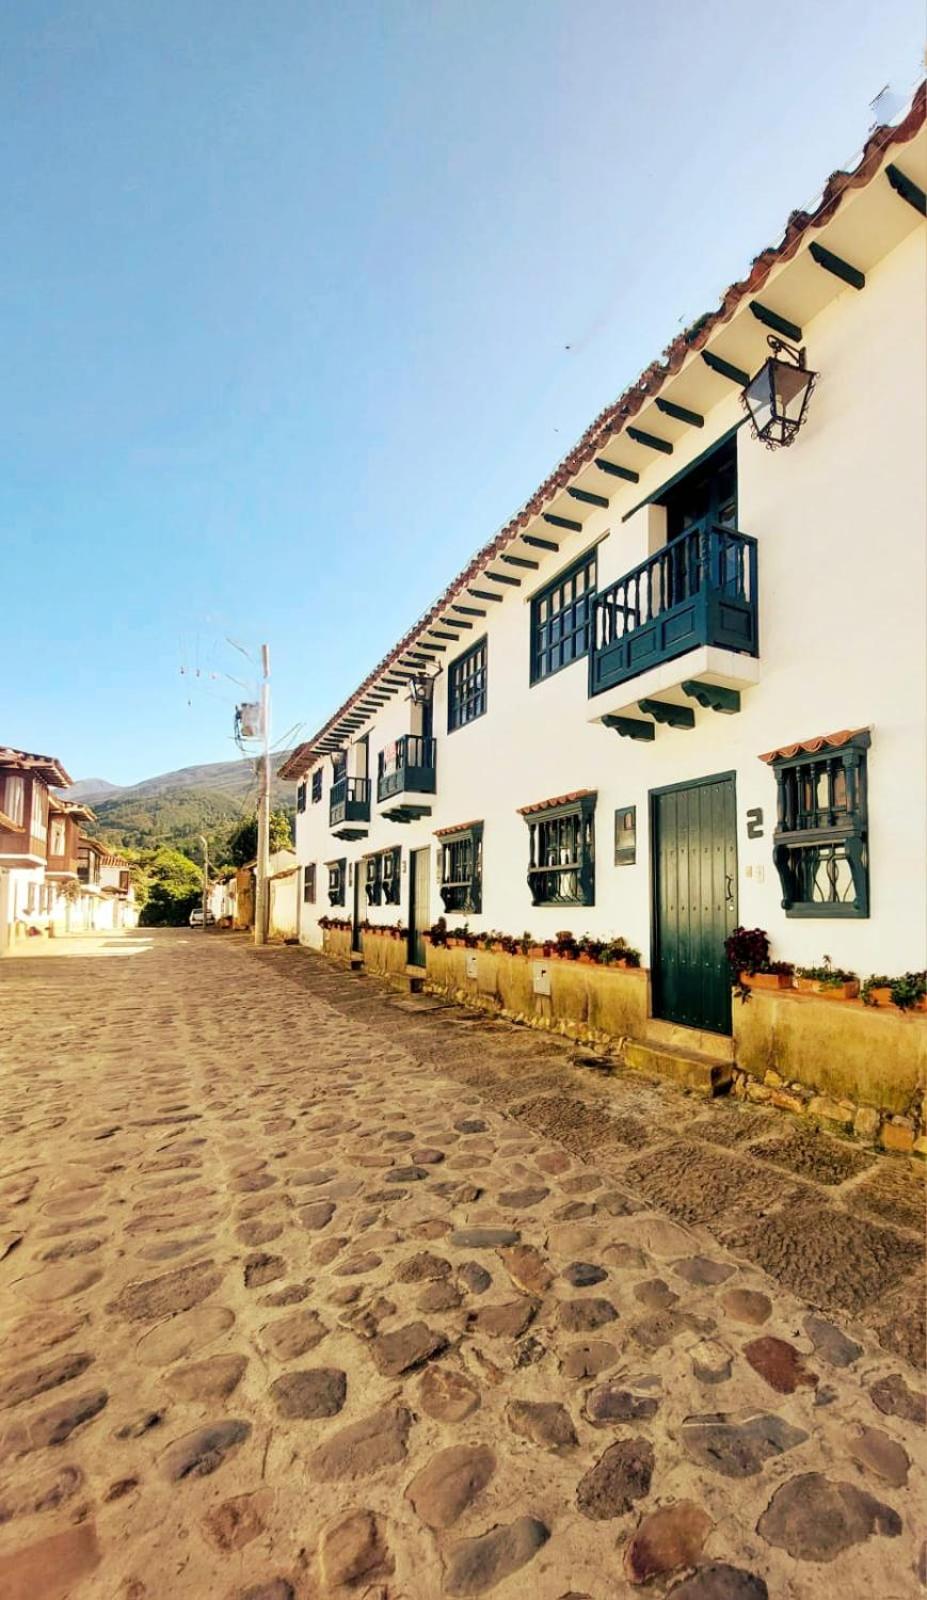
602, 714, 655, 742
638, 698, 695, 730
381, 805, 432, 824
681, 680, 741, 715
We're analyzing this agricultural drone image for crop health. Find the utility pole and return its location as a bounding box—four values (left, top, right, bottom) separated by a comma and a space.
254, 644, 271, 946
199, 834, 209, 932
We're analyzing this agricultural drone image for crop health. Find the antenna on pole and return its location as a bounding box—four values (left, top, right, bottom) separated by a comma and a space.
254, 645, 271, 947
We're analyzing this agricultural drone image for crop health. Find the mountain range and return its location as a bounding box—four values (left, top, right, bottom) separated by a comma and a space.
67, 753, 295, 859
68, 754, 294, 807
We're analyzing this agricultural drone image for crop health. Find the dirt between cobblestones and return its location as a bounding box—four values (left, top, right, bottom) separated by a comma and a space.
0, 928, 923, 1600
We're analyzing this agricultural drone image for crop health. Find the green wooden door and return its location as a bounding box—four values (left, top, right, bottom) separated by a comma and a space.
408, 847, 430, 969
652, 773, 737, 1035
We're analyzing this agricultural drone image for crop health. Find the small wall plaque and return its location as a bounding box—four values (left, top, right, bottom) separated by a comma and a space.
746, 807, 764, 839
614, 805, 637, 866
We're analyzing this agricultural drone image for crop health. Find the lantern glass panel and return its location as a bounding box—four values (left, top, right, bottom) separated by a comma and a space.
744, 362, 776, 436
773, 359, 813, 424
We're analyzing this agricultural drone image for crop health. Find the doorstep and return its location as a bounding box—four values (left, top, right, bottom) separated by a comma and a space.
643, 1018, 736, 1062
624, 1019, 734, 1096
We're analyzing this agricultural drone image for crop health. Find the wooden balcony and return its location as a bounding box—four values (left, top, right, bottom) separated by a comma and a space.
589, 523, 758, 700
329, 776, 371, 841
377, 735, 437, 822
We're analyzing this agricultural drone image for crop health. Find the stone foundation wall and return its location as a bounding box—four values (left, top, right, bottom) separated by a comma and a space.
424, 944, 648, 1049
321, 928, 353, 963
361, 931, 409, 980
308, 937, 926, 1154
733, 988, 927, 1154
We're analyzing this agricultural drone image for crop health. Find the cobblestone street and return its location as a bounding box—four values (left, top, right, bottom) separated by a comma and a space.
0, 929, 924, 1600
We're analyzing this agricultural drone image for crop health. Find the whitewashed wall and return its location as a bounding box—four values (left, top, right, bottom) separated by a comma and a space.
295, 224, 925, 978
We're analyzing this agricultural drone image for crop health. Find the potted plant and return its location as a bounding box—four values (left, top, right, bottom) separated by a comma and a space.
795, 956, 859, 1000
891, 971, 926, 1011
861, 974, 894, 1008
724, 926, 795, 1000
601, 937, 642, 969
555, 930, 578, 961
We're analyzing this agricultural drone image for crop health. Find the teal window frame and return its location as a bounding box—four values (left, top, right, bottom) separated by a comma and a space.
769, 733, 870, 918
448, 637, 488, 732
439, 823, 483, 914
365, 847, 401, 908
327, 857, 346, 907
302, 863, 316, 904
525, 794, 596, 906
530, 550, 597, 684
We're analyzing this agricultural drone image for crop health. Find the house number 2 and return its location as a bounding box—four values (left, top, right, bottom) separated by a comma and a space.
746, 807, 764, 839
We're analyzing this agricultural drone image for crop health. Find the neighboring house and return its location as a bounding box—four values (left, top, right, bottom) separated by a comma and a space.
0, 747, 72, 953
281, 95, 926, 1075
267, 849, 299, 940
208, 872, 238, 926
74, 833, 108, 932
99, 853, 139, 930
46, 796, 96, 933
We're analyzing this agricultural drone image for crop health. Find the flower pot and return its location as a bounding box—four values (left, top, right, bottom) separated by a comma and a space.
741, 971, 794, 991
527, 946, 545, 960
796, 976, 859, 1000
577, 953, 596, 965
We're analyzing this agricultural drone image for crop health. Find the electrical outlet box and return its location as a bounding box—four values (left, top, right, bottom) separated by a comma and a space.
465, 952, 478, 979
532, 961, 551, 997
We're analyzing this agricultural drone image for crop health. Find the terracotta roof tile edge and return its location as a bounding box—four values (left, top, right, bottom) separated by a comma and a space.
279, 86, 925, 783
433, 819, 483, 836
758, 727, 869, 763
517, 789, 597, 815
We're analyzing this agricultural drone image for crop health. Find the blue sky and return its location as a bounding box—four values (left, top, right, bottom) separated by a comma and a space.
4, 1, 923, 785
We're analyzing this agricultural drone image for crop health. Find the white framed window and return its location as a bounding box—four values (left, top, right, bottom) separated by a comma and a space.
4, 775, 25, 827
30, 782, 45, 837
50, 818, 67, 856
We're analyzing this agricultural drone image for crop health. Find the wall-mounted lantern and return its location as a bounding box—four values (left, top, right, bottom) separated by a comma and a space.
741, 336, 817, 449
406, 665, 442, 706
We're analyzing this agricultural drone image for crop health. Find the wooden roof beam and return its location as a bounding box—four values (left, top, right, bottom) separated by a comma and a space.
594, 458, 639, 483
808, 241, 865, 290
655, 396, 704, 428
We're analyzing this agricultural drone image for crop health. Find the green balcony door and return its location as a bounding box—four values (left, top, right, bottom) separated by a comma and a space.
651, 773, 737, 1035
408, 846, 430, 969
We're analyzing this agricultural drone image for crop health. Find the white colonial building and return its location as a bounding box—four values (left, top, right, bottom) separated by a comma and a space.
282, 95, 926, 1068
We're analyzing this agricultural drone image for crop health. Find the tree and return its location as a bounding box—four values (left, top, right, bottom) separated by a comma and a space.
139, 847, 203, 926
227, 810, 293, 867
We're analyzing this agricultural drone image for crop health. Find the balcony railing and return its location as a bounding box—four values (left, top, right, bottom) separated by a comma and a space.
329, 776, 371, 830
588, 521, 758, 698
377, 735, 437, 803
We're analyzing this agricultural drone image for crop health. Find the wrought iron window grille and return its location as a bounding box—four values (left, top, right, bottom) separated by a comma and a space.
524, 795, 596, 906
768, 733, 870, 918
439, 824, 483, 913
